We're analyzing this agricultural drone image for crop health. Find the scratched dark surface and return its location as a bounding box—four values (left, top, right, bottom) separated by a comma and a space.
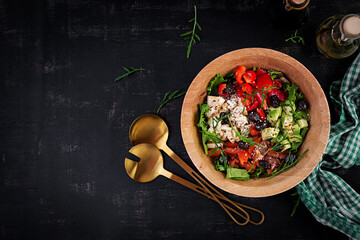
1, 0, 360, 239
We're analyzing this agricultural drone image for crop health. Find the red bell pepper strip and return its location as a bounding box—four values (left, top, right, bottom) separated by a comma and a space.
245, 98, 259, 111
235, 66, 246, 84
255, 92, 268, 110
256, 109, 266, 121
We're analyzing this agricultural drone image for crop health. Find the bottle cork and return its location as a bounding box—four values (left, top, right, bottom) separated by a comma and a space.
343, 15, 360, 36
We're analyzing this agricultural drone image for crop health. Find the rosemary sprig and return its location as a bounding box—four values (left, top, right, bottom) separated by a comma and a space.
212, 113, 231, 129
226, 115, 262, 147
263, 132, 289, 156
157, 90, 186, 113
114, 66, 144, 82
180, 5, 202, 58
242, 85, 279, 108
290, 192, 300, 217
285, 30, 305, 45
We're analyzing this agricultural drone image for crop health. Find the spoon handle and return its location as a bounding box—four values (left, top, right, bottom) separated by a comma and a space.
159, 167, 264, 225
162, 145, 264, 225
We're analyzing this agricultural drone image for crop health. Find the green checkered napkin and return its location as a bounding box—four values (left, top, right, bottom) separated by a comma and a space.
296, 53, 360, 239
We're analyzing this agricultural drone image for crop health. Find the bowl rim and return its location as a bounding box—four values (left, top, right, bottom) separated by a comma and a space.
180, 48, 330, 198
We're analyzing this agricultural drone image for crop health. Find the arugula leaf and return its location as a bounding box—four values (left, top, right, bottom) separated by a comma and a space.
224, 72, 236, 82
157, 90, 186, 113
269, 71, 283, 80
294, 110, 310, 120
207, 74, 227, 96
214, 159, 226, 172
288, 83, 299, 103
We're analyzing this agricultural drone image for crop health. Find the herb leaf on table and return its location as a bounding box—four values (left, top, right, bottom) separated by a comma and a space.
285, 30, 305, 45
157, 90, 186, 114
290, 192, 300, 217
180, 5, 201, 58
114, 66, 144, 82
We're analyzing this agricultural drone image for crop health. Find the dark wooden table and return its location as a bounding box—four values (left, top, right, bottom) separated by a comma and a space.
1, 0, 359, 239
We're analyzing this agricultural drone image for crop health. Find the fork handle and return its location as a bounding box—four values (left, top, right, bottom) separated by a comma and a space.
161, 145, 264, 225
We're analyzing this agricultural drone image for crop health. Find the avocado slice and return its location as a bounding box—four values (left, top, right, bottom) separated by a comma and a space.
292, 124, 301, 135
280, 139, 291, 152
282, 115, 293, 129
289, 134, 302, 143
267, 107, 282, 126
297, 119, 308, 129
261, 127, 280, 140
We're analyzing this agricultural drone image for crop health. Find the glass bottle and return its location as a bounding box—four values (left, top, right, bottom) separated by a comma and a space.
270, 0, 310, 30
316, 14, 360, 59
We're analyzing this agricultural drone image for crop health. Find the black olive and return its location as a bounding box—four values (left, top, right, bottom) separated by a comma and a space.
248, 111, 261, 123
224, 82, 236, 95
270, 95, 280, 108
238, 141, 249, 149
297, 99, 308, 111
259, 160, 271, 169
255, 121, 268, 131
285, 153, 297, 164
220, 112, 229, 124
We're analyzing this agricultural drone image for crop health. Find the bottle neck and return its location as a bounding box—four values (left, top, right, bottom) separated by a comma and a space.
285, 0, 309, 11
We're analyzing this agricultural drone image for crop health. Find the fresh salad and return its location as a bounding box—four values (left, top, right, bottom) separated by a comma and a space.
197, 66, 310, 180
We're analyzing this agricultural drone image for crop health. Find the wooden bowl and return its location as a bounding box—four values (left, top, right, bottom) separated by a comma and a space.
180, 48, 330, 198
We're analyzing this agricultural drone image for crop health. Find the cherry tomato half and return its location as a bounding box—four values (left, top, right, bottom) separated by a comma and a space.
243, 70, 256, 85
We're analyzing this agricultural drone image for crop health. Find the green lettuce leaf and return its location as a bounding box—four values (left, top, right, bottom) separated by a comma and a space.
207, 74, 227, 96
226, 167, 250, 180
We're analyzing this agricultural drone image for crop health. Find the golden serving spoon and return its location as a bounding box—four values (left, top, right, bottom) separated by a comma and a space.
125, 143, 259, 225
129, 114, 264, 225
